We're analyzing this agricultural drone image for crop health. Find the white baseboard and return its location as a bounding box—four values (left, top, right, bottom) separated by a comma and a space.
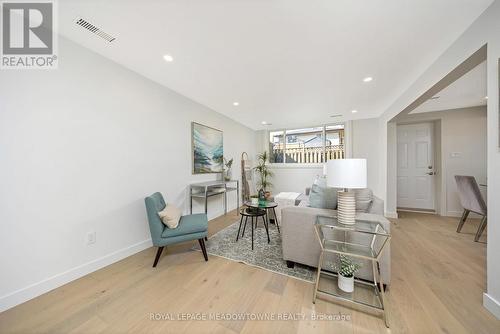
385, 211, 398, 219
0, 238, 152, 313
484, 293, 500, 320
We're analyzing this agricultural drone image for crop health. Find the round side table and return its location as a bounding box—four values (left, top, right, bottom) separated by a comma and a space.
237, 207, 269, 250
243, 201, 280, 233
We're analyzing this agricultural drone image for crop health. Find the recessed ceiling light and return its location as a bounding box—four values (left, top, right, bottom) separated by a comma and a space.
485, 96, 488, 99
233, 102, 239, 106
163, 54, 174, 62
330, 114, 342, 118
351, 110, 358, 113
430, 96, 440, 100
261, 121, 272, 126
363, 77, 373, 83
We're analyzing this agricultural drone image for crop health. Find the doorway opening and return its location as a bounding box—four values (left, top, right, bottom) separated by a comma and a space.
396, 122, 438, 213
388, 45, 487, 218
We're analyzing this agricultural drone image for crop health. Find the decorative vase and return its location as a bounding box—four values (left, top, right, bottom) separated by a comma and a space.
258, 188, 265, 200
224, 168, 232, 181
258, 189, 266, 206
264, 191, 271, 200
338, 274, 354, 293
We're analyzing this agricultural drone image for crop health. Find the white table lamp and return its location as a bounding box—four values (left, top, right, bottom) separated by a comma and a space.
326, 159, 367, 225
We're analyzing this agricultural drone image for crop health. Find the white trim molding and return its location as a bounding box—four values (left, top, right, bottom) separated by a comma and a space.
385, 211, 399, 219
0, 239, 152, 313
483, 293, 500, 320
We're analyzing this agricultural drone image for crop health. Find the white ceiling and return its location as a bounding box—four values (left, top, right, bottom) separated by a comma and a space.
410, 61, 487, 114
58, 0, 493, 130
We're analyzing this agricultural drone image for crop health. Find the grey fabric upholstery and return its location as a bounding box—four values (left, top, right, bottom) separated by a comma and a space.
281, 189, 390, 284
454, 175, 486, 215
299, 190, 384, 214
354, 188, 373, 212
309, 184, 339, 209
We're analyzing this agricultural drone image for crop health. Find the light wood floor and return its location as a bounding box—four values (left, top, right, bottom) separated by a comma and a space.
0, 211, 498, 333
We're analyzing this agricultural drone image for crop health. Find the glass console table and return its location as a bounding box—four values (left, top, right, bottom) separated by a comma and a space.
189, 180, 239, 215
313, 215, 391, 328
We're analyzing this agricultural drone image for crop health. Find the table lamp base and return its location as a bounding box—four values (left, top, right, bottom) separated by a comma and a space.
337, 190, 356, 225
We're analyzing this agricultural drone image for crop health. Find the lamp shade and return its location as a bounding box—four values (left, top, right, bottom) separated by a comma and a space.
326, 159, 367, 189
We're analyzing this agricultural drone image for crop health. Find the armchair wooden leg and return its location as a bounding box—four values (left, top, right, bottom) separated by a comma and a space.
153, 246, 164, 268
198, 238, 208, 261
474, 216, 487, 242
457, 209, 470, 233
204, 236, 208, 241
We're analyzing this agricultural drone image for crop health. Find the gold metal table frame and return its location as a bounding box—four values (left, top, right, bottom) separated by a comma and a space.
312, 215, 391, 328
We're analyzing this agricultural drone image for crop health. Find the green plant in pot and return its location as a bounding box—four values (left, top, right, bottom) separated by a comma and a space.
248, 194, 260, 213
253, 151, 274, 200
336, 254, 362, 293
250, 194, 259, 205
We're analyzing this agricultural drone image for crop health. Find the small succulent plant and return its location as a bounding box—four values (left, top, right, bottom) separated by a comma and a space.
336, 254, 362, 278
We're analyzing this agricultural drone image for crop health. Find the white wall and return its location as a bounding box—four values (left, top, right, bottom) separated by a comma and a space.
263, 119, 381, 196
377, 0, 500, 319
351, 118, 381, 195
0, 37, 256, 312
392, 107, 487, 216
269, 166, 324, 194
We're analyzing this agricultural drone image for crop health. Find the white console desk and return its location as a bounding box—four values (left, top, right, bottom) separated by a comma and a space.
189, 180, 239, 215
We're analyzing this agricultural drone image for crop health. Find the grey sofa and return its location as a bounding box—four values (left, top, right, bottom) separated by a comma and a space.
281, 189, 391, 285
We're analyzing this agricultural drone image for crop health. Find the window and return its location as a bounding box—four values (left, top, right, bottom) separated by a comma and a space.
285, 127, 324, 163
269, 130, 284, 163
325, 124, 345, 161
269, 124, 345, 164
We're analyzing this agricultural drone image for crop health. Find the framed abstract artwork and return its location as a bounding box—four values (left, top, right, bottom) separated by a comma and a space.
192, 122, 223, 174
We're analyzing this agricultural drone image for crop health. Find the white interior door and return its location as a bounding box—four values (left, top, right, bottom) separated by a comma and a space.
397, 123, 435, 210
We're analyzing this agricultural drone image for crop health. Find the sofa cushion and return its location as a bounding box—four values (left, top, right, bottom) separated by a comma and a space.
161, 213, 208, 238
309, 184, 338, 210
354, 188, 373, 212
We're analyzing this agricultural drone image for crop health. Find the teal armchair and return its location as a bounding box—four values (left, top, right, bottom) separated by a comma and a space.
145, 192, 208, 267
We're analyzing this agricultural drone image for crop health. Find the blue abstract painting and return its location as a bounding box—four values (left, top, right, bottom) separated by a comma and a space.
192, 122, 223, 174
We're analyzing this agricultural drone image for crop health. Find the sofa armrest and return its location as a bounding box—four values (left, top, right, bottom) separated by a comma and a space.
281, 206, 335, 267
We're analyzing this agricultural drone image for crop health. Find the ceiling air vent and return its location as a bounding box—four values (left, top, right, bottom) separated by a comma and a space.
75, 18, 116, 43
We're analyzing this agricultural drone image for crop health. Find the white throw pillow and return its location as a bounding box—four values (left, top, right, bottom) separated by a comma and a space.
158, 204, 181, 228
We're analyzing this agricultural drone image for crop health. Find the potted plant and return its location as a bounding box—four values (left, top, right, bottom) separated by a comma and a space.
223, 157, 233, 181
253, 151, 273, 198
250, 194, 259, 206
336, 254, 361, 293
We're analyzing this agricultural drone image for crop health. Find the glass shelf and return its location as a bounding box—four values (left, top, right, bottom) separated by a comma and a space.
316, 215, 389, 236
190, 188, 226, 198
315, 218, 390, 260
316, 272, 383, 310
323, 239, 379, 260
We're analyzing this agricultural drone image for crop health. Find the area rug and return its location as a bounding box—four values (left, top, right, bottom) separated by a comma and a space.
193, 220, 316, 283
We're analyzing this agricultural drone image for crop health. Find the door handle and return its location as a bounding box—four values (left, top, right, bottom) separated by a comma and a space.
427, 171, 435, 175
